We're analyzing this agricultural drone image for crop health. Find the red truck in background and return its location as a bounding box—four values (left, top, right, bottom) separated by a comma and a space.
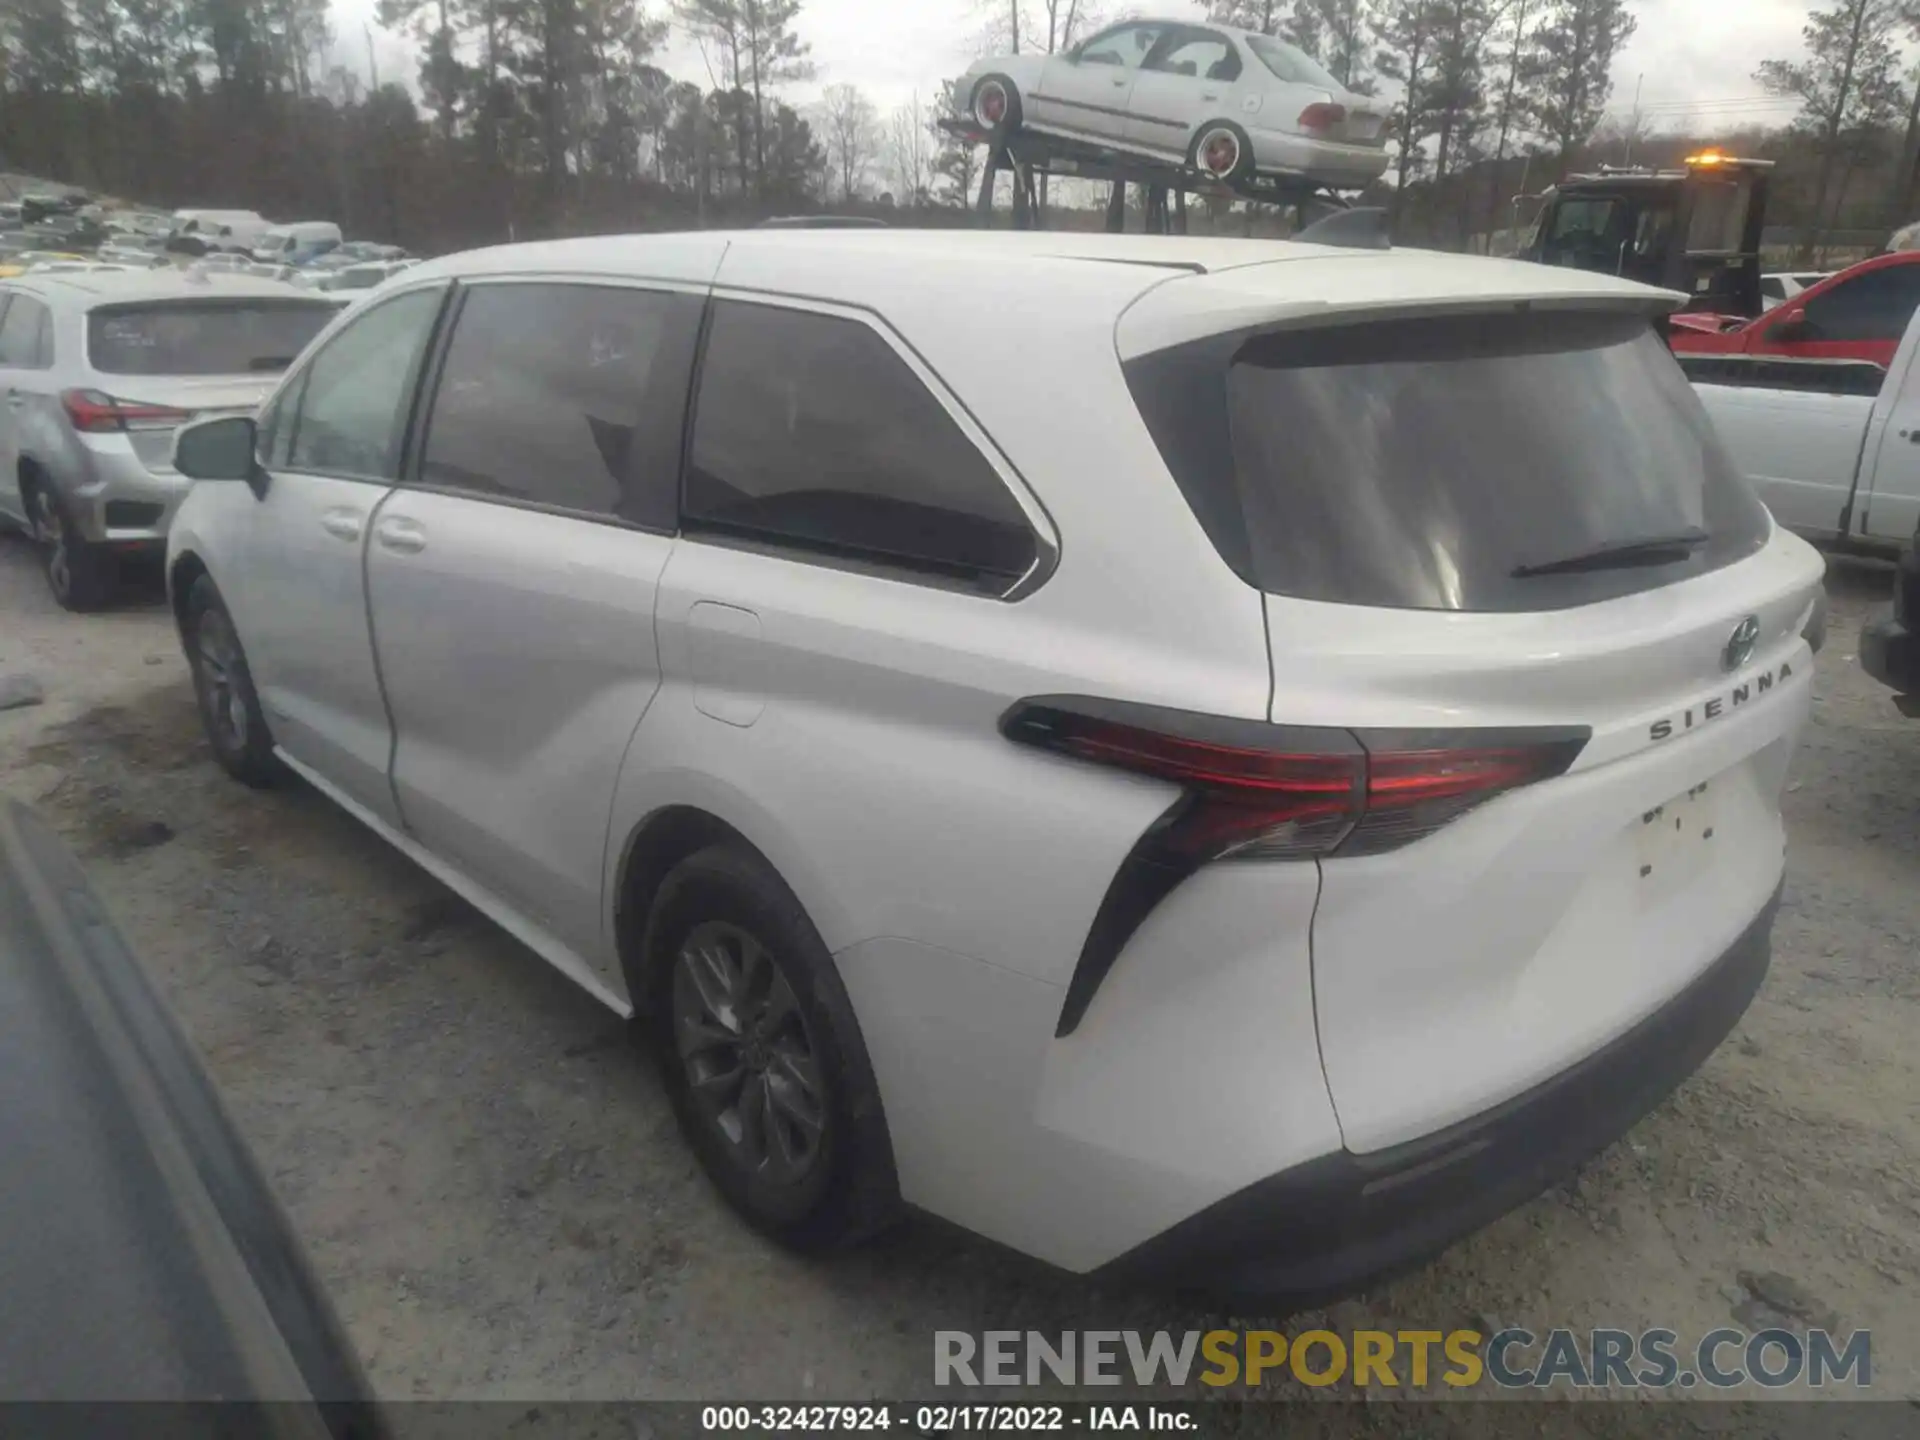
1667, 249, 1920, 370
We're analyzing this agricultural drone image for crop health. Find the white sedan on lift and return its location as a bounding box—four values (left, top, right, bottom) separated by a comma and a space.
960, 17, 1389, 191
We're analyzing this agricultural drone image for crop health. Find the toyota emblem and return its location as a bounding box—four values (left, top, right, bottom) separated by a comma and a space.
1723, 615, 1761, 671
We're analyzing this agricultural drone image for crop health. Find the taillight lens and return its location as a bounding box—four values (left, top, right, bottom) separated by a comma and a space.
62, 388, 193, 434
1003, 697, 1590, 1034
1003, 698, 1586, 867
1297, 101, 1348, 132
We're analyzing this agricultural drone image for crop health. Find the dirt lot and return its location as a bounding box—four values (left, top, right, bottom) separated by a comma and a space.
1, 530, 1916, 1411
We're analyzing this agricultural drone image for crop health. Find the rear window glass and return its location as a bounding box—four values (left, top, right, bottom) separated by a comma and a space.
1126, 311, 1771, 612
87, 301, 333, 377
1245, 34, 1342, 90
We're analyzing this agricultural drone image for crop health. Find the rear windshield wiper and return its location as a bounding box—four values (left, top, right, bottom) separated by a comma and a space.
248, 355, 295, 371
1512, 529, 1709, 579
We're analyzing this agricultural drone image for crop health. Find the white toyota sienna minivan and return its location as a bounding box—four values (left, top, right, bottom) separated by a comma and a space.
165, 229, 1825, 1303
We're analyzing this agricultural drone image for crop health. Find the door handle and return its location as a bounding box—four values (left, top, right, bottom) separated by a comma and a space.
1202, 92, 1220, 101
375, 516, 426, 554
1112, 76, 1129, 86
319, 508, 363, 541
5, 393, 23, 409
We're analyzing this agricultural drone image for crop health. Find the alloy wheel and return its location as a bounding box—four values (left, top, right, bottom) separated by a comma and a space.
976, 82, 1008, 128
193, 609, 250, 753
1201, 131, 1240, 176
36, 492, 69, 602
672, 919, 828, 1187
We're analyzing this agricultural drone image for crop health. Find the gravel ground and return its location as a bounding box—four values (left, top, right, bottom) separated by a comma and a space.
0, 530, 1916, 1415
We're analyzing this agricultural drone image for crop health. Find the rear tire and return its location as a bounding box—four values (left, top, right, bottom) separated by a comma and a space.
184, 575, 279, 788
1189, 121, 1254, 184
970, 74, 1024, 140
646, 843, 898, 1251
29, 479, 116, 612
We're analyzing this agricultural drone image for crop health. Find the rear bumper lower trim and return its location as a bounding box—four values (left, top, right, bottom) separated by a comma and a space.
1862, 612, 1919, 698
1095, 884, 1781, 1306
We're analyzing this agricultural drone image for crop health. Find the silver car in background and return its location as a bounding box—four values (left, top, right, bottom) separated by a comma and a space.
962, 17, 1389, 189
0, 270, 337, 609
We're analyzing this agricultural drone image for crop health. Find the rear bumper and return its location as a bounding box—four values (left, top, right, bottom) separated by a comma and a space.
69, 445, 189, 545
1249, 128, 1390, 188
1862, 613, 1919, 697
1095, 883, 1780, 1307
1862, 544, 1920, 700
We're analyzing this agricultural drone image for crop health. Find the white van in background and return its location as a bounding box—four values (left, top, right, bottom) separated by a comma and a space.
172, 210, 271, 251
252, 222, 343, 267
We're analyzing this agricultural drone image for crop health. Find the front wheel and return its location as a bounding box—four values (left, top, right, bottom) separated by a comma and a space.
1189, 121, 1254, 184
647, 843, 898, 1251
184, 575, 279, 787
970, 74, 1024, 140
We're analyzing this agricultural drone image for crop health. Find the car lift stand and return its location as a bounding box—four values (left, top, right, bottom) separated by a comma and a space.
941, 119, 1355, 236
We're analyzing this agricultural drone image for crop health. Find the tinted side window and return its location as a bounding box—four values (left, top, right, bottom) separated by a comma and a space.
1148, 31, 1240, 81
1079, 22, 1165, 68
0, 296, 49, 369
686, 301, 1038, 591
283, 288, 441, 481
1800, 265, 1920, 343
418, 283, 702, 528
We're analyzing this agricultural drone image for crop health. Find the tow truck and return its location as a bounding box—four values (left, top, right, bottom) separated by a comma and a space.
1517, 150, 1774, 319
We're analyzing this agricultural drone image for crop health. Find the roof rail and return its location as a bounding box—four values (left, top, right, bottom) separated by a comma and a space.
1292, 207, 1391, 251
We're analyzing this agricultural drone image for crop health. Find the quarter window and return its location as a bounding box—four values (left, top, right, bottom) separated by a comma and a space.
417, 283, 702, 528
685, 301, 1038, 591
282, 287, 442, 481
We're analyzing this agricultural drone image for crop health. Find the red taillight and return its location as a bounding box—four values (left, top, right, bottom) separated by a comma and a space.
62, 388, 193, 434
1297, 101, 1348, 132
1004, 697, 1591, 1035
1004, 699, 1585, 866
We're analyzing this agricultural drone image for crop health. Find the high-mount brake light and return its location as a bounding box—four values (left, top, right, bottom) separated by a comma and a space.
1002, 697, 1589, 1034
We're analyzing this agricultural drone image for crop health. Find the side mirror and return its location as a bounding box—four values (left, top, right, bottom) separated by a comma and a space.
1771, 314, 1815, 343
173, 415, 267, 499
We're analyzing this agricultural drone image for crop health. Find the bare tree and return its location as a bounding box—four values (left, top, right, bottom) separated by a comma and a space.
887, 92, 932, 206
931, 75, 982, 204
1479, 0, 1535, 249
822, 81, 878, 199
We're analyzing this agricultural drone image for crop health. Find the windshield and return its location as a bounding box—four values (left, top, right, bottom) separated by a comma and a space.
1124, 310, 1770, 612
1687, 174, 1757, 253
88, 300, 335, 376
1245, 34, 1344, 90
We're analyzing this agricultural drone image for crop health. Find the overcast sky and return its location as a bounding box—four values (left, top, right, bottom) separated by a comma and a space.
328, 0, 1822, 135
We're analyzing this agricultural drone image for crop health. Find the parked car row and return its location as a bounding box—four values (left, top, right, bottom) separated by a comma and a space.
0, 268, 341, 607
121, 227, 1825, 1306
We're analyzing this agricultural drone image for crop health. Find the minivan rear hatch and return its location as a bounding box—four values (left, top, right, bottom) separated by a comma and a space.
1120, 268, 1825, 1152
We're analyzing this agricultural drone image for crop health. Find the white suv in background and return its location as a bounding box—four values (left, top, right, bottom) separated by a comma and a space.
166, 230, 1825, 1302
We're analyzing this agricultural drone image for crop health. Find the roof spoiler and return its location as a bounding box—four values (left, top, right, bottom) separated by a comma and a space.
1293, 207, 1391, 251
